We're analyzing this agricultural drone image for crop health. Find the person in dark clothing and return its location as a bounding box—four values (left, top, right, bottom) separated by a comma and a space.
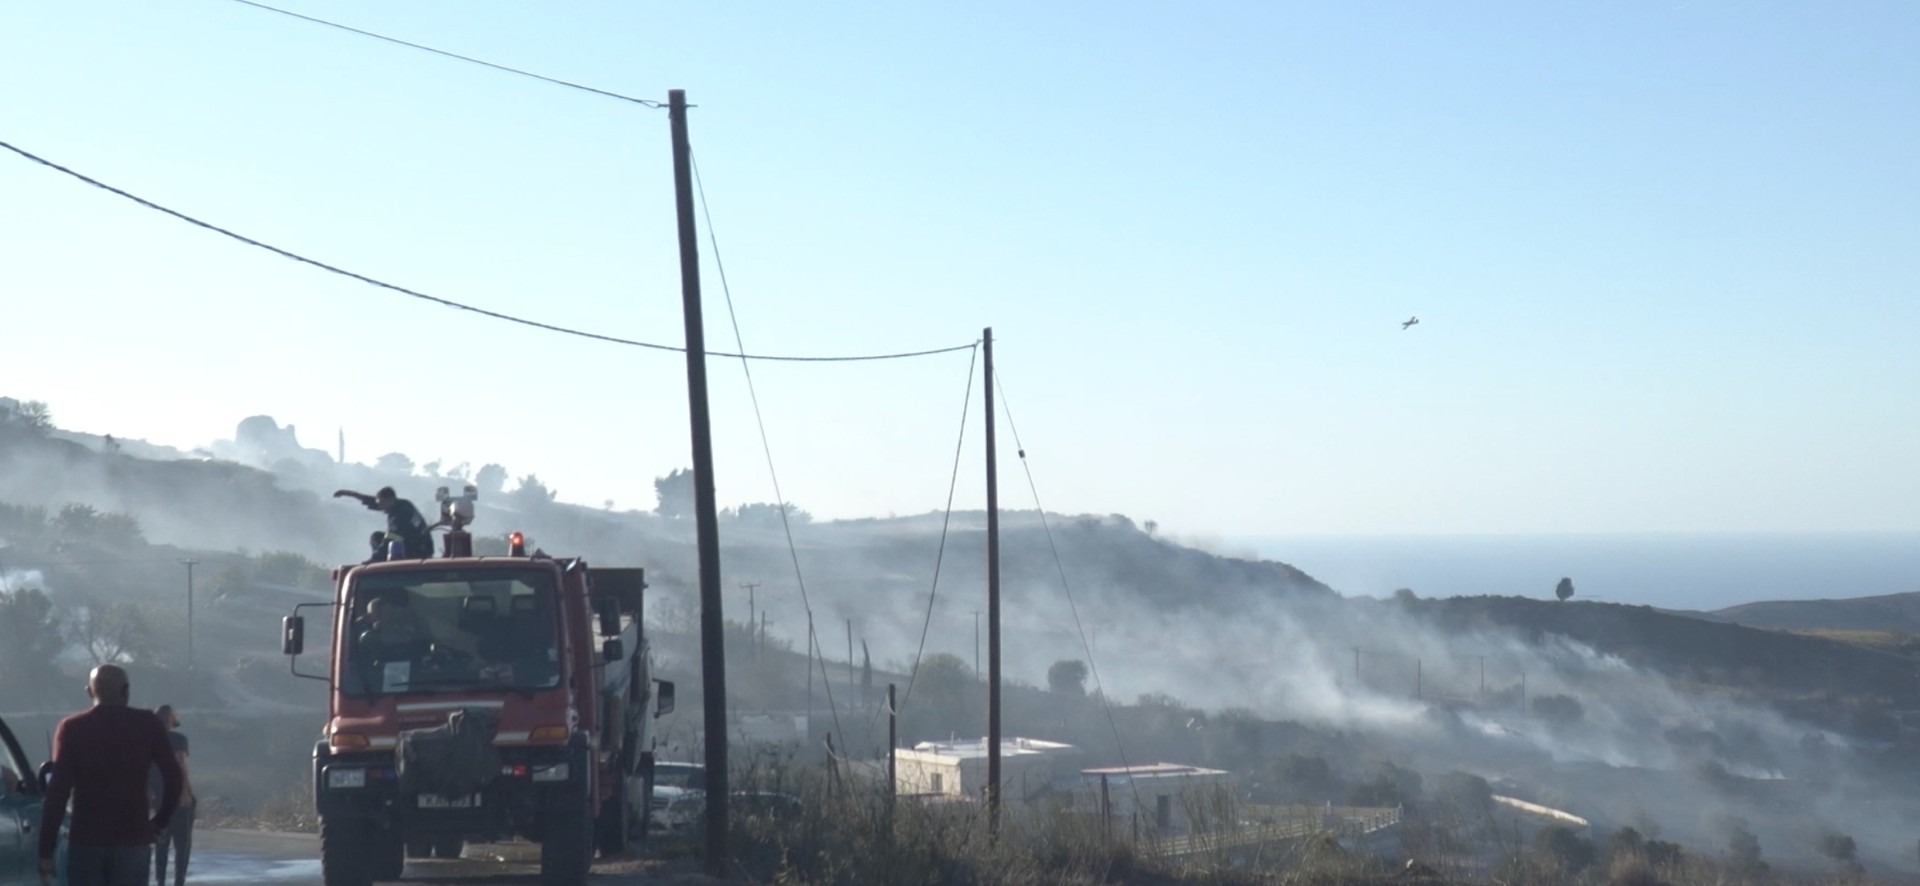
39, 665, 182, 886
147, 705, 194, 886
334, 486, 435, 559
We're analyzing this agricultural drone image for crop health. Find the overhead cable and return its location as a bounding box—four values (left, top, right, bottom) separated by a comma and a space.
892, 345, 978, 715
993, 370, 1145, 811
692, 148, 846, 747
0, 139, 976, 363
224, 0, 665, 108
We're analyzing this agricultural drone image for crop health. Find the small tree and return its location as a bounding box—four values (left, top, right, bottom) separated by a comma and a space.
0, 587, 65, 700
15, 400, 53, 432
1819, 831, 1862, 876
1555, 577, 1575, 602
67, 600, 152, 666
1535, 825, 1597, 873
1047, 659, 1088, 696
654, 468, 696, 519
375, 452, 415, 475
475, 463, 509, 495
510, 474, 557, 509
1532, 693, 1585, 727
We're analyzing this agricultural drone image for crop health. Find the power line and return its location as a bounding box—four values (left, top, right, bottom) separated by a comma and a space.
0, 138, 976, 364
992, 369, 1143, 810
223, 0, 665, 108
691, 148, 844, 747
891, 343, 978, 717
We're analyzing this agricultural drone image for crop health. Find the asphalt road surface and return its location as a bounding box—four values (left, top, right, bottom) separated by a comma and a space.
191, 830, 707, 885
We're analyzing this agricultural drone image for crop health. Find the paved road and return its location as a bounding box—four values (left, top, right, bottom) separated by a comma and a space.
192, 829, 706, 885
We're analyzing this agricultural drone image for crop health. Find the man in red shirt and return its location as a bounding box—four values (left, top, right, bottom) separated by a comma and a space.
38, 665, 183, 886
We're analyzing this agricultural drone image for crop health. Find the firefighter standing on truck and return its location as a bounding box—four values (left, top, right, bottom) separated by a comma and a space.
334, 486, 434, 559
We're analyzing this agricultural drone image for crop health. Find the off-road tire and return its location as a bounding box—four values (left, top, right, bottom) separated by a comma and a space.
405, 836, 434, 859
319, 815, 376, 886
432, 837, 464, 860
540, 805, 593, 885
372, 827, 406, 880
594, 776, 630, 859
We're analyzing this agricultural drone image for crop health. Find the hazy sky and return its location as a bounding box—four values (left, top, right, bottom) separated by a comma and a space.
3, 1, 1916, 536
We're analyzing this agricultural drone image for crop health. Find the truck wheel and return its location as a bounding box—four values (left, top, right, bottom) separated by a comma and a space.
405, 836, 433, 859
373, 827, 406, 880
320, 815, 375, 886
432, 837, 464, 859
594, 776, 629, 858
541, 806, 593, 885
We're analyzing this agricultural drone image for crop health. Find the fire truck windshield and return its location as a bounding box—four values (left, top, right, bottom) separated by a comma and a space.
341, 568, 562, 697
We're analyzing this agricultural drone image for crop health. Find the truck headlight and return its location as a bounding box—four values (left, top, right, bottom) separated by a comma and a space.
327, 767, 367, 789
531, 762, 570, 783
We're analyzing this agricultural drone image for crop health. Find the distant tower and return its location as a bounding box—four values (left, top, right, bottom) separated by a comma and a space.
338, 428, 346, 464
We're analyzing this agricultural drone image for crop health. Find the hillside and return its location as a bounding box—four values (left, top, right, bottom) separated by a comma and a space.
1419, 595, 1920, 704
1710, 590, 1920, 634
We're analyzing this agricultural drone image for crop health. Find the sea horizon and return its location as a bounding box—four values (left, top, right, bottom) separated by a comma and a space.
1228, 531, 1920, 612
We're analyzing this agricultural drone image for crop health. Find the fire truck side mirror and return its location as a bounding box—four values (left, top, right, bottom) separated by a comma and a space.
654, 680, 676, 717
282, 616, 306, 656
602, 638, 624, 663
595, 596, 621, 636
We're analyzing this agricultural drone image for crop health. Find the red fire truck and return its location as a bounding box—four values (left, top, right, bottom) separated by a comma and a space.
283, 488, 673, 886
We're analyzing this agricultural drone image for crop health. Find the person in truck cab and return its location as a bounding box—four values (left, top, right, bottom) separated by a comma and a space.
359, 596, 426, 655
334, 486, 434, 559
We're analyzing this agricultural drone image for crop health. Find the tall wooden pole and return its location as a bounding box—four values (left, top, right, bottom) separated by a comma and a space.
983, 327, 1002, 832
887, 683, 898, 806
668, 87, 728, 874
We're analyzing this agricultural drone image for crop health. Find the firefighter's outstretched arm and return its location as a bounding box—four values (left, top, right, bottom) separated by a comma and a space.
334, 489, 377, 507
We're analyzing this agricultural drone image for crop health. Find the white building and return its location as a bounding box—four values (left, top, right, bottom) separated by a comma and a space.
892, 737, 1082, 804
1076, 763, 1236, 836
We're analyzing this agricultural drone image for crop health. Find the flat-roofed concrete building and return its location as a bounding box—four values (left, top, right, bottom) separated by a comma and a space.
892, 737, 1083, 803
1077, 762, 1235, 836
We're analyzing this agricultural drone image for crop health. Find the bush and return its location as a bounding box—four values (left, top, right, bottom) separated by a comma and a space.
1535, 824, 1597, 873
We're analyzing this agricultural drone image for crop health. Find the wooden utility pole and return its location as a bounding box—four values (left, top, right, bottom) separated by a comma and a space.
886, 683, 898, 806
668, 87, 728, 875
740, 582, 760, 654
180, 559, 198, 670
983, 326, 1002, 833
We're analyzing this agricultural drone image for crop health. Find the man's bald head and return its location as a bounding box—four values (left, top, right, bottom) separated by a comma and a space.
87, 664, 130, 706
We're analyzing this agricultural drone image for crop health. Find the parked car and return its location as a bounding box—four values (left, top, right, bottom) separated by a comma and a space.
0, 712, 61, 885
646, 762, 707, 836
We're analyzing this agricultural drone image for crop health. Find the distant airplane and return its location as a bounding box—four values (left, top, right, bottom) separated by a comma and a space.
1401, 316, 1420, 330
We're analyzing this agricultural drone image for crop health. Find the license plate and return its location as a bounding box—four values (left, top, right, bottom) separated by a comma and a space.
417, 794, 480, 809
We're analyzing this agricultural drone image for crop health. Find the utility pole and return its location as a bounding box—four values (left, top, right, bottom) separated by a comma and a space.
973, 610, 981, 678
806, 613, 815, 743
983, 326, 1003, 834
740, 582, 759, 655
886, 683, 898, 807
180, 559, 199, 670
668, 87, 727, 875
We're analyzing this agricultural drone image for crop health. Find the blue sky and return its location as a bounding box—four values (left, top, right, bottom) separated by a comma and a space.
3, 1, 1916, 535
